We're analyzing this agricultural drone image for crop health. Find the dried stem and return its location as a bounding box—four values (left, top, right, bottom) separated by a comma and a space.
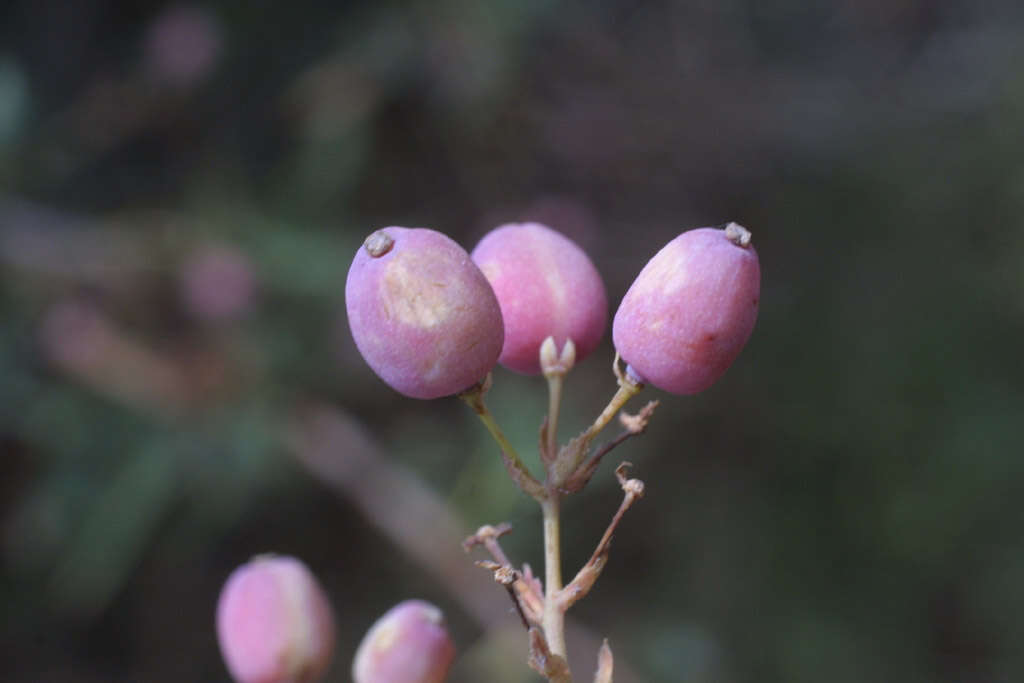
561, 463, 645, 611
463, 524, 544, 625
563, 401, 659, 493
505, 580, 532, 629
475, 560, 533, 629
462, 523, 514, 566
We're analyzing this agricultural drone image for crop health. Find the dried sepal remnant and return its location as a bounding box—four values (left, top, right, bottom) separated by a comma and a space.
472, 223, 607, 375
724, 221, 751, 246
216, 555, 335, 683
612, 224, 760, 395
352, 600, 456, 683
346, 227, 504, 399
529, 627, 573, 683
593, 640, 614, 683
364, 229, 395, 257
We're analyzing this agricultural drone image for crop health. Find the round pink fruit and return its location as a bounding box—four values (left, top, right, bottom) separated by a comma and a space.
346, 227, 504, 399
471, 222, 607, 374
216, 555, 336, 683
352, 599, 456, 683
612, 223, 760, 395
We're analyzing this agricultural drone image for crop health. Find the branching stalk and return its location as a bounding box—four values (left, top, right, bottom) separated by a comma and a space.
463, 351, 656, 683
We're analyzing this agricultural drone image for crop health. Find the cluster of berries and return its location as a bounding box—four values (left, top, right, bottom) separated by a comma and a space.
217, 555, 454, 683
215, 220, 760, 683
346, 221, 760, 397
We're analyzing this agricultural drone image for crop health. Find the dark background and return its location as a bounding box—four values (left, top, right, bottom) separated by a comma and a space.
3, 1, 1024, 681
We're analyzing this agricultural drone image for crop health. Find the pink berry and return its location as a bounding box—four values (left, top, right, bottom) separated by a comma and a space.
216, 555, 336, 683
471, 222, 607, 374
352, 600, 456, 683
612, 223, 760, 394
345, 227, 504, 399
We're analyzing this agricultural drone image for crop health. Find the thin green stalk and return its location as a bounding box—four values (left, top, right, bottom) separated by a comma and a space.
459, 385, 544, 498
475, 405, 523, 464
585, 382, 642, 443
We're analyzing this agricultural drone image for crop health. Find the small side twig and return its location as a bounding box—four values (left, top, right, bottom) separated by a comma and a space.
458, 378, 545, 500
464, 524, 544, 625
562, 401, 658, 494
461, 522, 514, 565
560, 463, 645, 611
476, 561, 532, 630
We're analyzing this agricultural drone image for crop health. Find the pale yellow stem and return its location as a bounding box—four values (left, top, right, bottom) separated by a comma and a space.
542, 495, 569, 665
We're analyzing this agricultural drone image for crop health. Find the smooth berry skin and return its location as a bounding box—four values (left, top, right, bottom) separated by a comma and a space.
216, 555, 336, 683
471, 222, 607, 374
346, 227, 504, 399
612, 226, 760, 395
352, 600, 456, 683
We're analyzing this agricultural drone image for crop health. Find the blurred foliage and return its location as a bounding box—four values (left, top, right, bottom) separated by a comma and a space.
3, 0, 1024, 681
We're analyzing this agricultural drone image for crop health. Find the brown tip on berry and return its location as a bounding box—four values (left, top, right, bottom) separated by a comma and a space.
724, 222, 752, 247
364, 230, 395, 257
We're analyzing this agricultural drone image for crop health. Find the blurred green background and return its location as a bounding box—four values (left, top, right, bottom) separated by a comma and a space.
3, 1, 1024, 681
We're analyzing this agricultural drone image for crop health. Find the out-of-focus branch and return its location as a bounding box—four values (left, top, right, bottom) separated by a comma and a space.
38, 299, 225, 420
287, 402, 510, 627
39, 301, 205, 419
0, 200, 154, 286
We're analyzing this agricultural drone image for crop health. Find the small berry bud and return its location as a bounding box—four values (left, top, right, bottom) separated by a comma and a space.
216, 555, 336, 683
539, 336, 577, 377
346, 227, 504, 399
559, 337, 577, 368
539, 336, 559, 373
471, 222, 607, 375
612, 225, 760, 395
352, 599, 456, 683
